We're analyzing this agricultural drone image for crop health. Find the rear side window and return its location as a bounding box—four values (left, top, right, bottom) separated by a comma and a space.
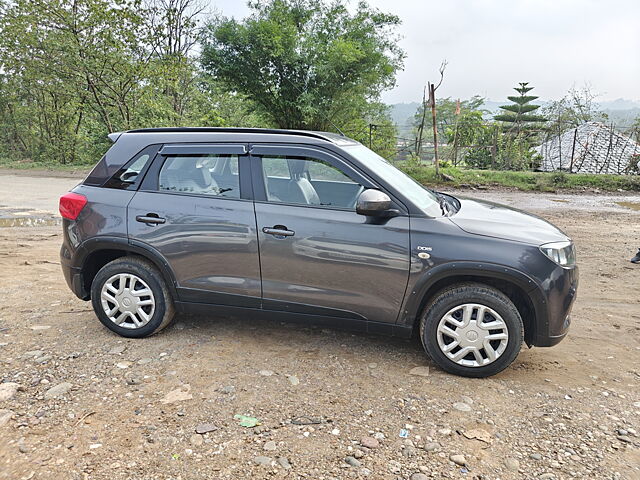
103, 145, 158, 190
158, 155, 240, 198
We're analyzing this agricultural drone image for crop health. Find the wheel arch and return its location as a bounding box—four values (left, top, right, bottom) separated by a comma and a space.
74, 236, 178, 301
400, 262, 546, 347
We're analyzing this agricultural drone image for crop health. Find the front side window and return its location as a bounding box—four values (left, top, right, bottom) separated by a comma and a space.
343, 144, 441, 217
159, 155, 240, 198
261, 156, 362, 208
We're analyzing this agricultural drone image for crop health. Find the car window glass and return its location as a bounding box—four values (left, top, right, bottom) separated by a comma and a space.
103, 148, 155, 190
159, 154, 240, 198
261, 156, 362, 208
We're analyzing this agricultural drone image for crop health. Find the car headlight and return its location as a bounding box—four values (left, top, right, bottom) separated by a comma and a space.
539, 241, 576, 267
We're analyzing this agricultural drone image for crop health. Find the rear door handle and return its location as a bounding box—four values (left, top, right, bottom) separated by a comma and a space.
136, 214, 166, 225
262, 226, 295, 237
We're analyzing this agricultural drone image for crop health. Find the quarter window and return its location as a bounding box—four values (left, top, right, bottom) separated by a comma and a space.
159, 155, 240, 198
261, 156, 362, 209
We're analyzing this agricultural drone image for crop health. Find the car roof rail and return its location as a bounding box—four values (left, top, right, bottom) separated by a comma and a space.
124, 127, 347, 144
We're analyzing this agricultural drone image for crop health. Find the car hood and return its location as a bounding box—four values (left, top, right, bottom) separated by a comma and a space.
449, 197, 570, 245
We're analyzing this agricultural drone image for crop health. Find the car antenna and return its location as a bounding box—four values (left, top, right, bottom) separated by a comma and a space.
282, 76, 347, 137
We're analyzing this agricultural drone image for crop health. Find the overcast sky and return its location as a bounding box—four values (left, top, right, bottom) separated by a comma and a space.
208, 0, 640, 104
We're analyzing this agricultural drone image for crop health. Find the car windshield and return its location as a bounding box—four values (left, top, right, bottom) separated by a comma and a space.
344, 144, 442, 217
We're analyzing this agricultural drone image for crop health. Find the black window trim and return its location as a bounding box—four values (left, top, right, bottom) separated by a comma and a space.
102, 144, 162, 191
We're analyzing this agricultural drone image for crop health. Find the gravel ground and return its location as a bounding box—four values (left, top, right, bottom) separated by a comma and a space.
0, 174, 639, 480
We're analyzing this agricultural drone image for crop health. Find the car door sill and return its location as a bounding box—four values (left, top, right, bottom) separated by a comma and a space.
174, 301, 413, 338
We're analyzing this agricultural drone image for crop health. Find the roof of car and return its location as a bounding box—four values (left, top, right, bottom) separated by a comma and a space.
111, 127, 358, 146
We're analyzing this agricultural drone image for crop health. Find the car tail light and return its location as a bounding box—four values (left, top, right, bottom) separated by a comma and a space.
59, 192, 87, 220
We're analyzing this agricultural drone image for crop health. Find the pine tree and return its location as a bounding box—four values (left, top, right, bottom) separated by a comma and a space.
494, 82, 547, 132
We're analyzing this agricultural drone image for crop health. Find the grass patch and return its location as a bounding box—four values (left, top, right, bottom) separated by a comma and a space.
398, 164, 640, 192
0, 158, 92, 173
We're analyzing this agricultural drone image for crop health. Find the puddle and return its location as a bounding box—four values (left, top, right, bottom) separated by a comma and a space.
615, 201, 640, 211
0, 217, 60, 227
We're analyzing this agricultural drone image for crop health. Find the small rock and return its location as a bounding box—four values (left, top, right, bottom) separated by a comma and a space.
189, 434, 203, 446
0, 409, 13, 427
89, 443, 102, 449
453, 402, 472, 412
23, 350, 44, 358
460, 395, 474, 405
44, 382, 72, 400
344, 456, 361, 467
277, 457, 291, 469
450, 454, 466, 466
108, 345, 126, 355
424, 442, 440, 452
287, 375, 299, 386
360, 436, 380, 449
137, 358, 152, 365
30, 325, 51, 331
195, 423, 217, 434
617, 429, 628, 436
353, 449, 364, 458
116, 362, 131, 369
259, 370, 274, 376
387, 460, 402, 474
409, 366, 430, 377
331, 428, 340, 435
411, 474, 429, 480
530, 453, 543, 461
219, 385, 235, 395
373, 432, 385, 440
254, 456, 272, 466
160, 385, 192, 404
0, 383, 21, 402
402, 445, 417, 458
538, 474, 555, 480
504, 457, 520, 471
263, 440, 277, 451
18, 444, 29, 454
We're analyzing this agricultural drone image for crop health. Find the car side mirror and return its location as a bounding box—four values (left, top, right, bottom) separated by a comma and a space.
356, 189, 398, 217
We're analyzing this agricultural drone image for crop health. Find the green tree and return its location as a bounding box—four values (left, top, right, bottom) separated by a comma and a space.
494, 82, 547, 132
200, 0, 404, 132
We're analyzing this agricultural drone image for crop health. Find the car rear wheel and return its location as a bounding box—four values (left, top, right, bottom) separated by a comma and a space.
91, 257, 175, 338
419, 283, 523, 378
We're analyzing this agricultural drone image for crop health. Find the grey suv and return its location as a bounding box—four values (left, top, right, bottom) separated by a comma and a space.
59, 128, 578, 377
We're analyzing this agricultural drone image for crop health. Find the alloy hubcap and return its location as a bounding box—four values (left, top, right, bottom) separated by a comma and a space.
100, 273, 155, 329
436, 303, 509, 367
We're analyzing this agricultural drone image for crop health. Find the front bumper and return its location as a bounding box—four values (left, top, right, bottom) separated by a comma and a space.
531, 265, 578, 347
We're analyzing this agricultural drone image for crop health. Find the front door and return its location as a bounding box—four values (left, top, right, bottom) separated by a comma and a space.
251, 145, 411, 324
128, 143, 261, 307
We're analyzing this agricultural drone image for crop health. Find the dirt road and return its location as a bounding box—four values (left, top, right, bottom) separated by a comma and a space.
0, 173, 639, 480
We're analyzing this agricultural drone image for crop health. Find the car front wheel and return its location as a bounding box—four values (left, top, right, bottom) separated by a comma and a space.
419, 283, 523, 377
91, 257, 175, 338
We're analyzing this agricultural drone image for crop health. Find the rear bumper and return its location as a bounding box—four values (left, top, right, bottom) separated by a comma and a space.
61, 245, 88, 300
531, 265, 578, 347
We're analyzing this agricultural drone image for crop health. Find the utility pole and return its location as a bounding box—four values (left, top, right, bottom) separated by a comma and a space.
428, 61, 447, 176
368, 123, 377, 149
416, 86, 427, 159
429, 82, 439, 176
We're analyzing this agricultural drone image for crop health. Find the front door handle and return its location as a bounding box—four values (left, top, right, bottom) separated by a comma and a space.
262, 226, 295, 237
136, 213, 166, 225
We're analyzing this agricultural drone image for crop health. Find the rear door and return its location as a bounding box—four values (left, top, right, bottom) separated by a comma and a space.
128, 143, 261, 307
250, 144, 411, 324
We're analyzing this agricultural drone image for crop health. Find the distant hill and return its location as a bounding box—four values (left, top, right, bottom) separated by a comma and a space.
389, 98, 640, 133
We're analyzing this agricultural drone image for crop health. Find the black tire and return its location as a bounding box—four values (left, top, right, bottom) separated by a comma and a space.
90, 256, 175, 338
419, 283, 523, 378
